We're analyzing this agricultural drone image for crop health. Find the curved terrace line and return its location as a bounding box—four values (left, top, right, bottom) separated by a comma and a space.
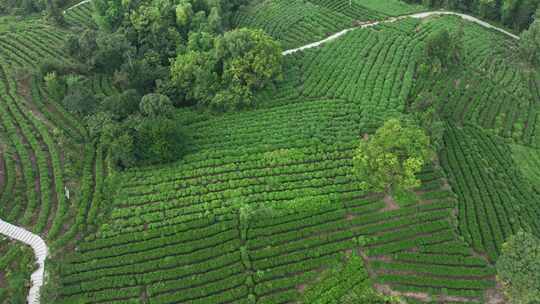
0, 219, 48, 304
283, 11, 519, 55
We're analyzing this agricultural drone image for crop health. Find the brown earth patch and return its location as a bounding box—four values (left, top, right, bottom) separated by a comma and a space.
375, 283, 431, 302
296, 283, 308, 293
0, 271, 5, 288
140, 285, 149, 303
441, 178, 451, 191
381, 194, 399, 212
486, 282, 506, 304
368, 255, 392, 262
440, 295, 478, 302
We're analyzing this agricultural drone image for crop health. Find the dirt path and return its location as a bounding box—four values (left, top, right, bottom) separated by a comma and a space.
63, 0, 92, 13
283, 11, 519, 55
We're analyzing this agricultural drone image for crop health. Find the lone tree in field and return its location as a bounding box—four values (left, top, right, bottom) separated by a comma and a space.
353, 119, 433, 195
496, 230, 540, 304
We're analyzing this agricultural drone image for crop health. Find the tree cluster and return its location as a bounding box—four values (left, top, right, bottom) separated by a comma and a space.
419, 27, 464, 75
403, 0, 540, 32
62, 0, 284, 108
44, 71, 185, 169
353, 119, 434, 195
0, 0, 66, 25
170, 28, 283, 110
0, 0, 44, 15
48, 0, 284, 168
81, 0, 283, 109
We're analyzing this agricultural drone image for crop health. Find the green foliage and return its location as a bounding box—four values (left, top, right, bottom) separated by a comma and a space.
61, 77, 97, 115
45, 0, 65, 25
440, 125, 540, 261
354, 0, 424, 15
421, 26, 463, 72
217, 28, 283, 91
0, 246, 35, 304
520, 8, 540, 66
134, 118, 185, 165
496, 230, 540, 304
301, 253, 400, 304
404, 0, 539, 31
84, 111, 114, 139
139, 93, 174, 117
64, 30, 98, 65
65, 29, 134, 74
109, 132, 136, 169
393, 188, 418, 207
171, 28, 283, 111
4, 4, 539, 304
410, 90, 445, 151
511, 144, 540, 190
101, 89, 141, 121
233, 0, 364, 50
44, 72, 66, 103
353, 118, 433, 194
0, 0, 44, 15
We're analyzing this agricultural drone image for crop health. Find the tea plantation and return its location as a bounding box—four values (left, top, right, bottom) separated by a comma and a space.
0, 0, 539, 303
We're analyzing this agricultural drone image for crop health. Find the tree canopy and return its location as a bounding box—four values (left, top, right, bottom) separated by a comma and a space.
170, 28, 283, 111
496, 230, 540, 304
67, 0, 283, 110
520, 8, 540, 66
52, 0, 284, 169
353, 119, 433, 194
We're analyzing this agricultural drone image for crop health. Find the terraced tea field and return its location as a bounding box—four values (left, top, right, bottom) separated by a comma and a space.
0, 0, 539, 303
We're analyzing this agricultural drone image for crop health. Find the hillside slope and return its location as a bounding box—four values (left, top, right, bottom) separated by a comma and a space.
0, 0, 539, 303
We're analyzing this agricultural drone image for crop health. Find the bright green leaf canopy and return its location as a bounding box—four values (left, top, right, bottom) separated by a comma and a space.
353, 118, 433, 194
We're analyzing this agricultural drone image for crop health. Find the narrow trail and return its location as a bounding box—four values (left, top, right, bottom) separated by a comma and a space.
63, 0, 92, 13
0, 219, 48, 304
283, 11, 519, 55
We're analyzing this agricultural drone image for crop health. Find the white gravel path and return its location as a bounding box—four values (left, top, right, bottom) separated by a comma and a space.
63, 0, 92, 13
0, 219, 48, 304
283, 11, 519, 55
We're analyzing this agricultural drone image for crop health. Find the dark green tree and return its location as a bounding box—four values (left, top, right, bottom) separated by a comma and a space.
44, 72, 66, 103
134, 118, 185, 165
101, 89, 141, 120
139, 93, 174, 117
520, 8, 540, 66
109, 132, 136, 169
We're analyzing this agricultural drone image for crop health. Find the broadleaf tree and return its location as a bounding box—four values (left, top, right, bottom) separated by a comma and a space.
353, 119, 433, 195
